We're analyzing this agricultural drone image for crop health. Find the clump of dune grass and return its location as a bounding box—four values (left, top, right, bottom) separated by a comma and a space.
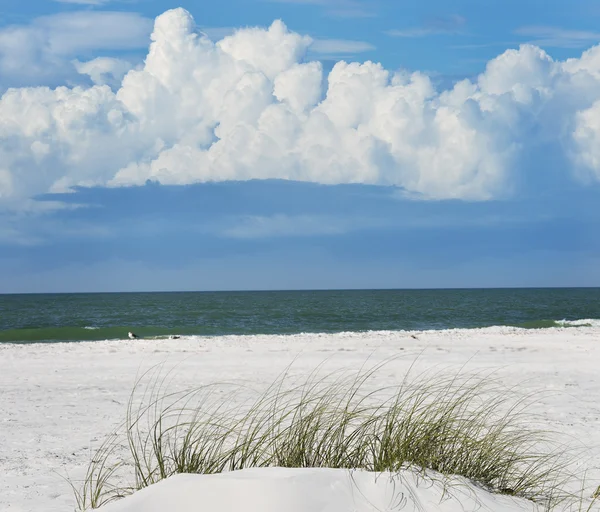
75, 361, 591, 510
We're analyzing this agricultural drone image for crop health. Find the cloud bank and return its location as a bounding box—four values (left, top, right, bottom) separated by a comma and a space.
2, 7, 600, 205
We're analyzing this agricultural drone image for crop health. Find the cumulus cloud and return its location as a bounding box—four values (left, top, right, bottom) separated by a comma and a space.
573, 100, 600, 181
2, 7, 600, 206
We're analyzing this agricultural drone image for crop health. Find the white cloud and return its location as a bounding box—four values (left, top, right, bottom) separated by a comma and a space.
387, 15, 466, 38
0, 225, 44, 247
515, 26, 600, 49
264, 0, 376, 18
36, 11, 152, 53
74, 57, 133, 86
2, 8, 600, 206
222, 214, 382, 238
54, 0, 109, 4
0, 11, 151, 87
573, 99, 600, 181
310, 39, 375, 56
386, 28, 436, 38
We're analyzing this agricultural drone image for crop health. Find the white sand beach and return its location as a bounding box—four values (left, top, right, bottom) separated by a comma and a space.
1, 326, 599, 511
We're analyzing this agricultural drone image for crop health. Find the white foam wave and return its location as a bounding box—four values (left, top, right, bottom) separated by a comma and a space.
555, 318, 600, 328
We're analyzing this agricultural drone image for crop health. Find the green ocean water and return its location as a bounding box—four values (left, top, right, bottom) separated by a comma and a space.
1, 288, 599, 343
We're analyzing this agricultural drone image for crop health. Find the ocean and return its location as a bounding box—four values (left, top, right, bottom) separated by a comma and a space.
1, 288, 599, 343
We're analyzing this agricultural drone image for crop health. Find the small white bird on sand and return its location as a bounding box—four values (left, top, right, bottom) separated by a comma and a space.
128, 331, 139, 339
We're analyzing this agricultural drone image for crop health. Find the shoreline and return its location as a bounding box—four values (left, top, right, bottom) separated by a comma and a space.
2, 320, 600, 346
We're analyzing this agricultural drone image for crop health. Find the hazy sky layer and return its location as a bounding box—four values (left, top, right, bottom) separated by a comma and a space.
1, 0, 599, 292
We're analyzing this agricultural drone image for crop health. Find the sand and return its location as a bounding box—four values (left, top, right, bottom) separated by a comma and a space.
1, 326, 599, 511
100, 468, 540, 512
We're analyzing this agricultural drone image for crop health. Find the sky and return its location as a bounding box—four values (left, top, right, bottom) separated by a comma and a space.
1, 0, 600, 292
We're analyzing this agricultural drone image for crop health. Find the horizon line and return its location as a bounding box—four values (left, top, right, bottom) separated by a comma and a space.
2, 285, 599, 296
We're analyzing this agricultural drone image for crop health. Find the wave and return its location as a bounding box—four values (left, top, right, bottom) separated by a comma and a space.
1, 319, 599, 344
512, 318, 600, 329
554, 318, 600, 327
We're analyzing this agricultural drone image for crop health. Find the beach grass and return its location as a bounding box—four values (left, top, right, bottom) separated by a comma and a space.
75, 360, 592, 510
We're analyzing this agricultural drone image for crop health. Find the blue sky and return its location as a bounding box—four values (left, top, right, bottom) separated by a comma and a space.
1, 0, 600, 292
